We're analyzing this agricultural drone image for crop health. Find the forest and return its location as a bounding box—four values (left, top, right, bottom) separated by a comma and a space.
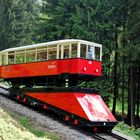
0, 0, 139, 127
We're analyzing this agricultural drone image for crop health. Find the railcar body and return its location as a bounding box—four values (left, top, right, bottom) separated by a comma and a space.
0, 39, 102, 86
0, 39, 117, 131
1, 59, 101, 78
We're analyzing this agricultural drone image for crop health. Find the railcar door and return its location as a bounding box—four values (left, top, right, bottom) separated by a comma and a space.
59, 45, 70, 74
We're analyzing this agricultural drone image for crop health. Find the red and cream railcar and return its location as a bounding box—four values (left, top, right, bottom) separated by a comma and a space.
0, 39, 117, 131
0, 39, 102, 86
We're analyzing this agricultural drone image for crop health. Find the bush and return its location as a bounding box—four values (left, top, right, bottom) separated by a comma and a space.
135, 128, 140, 137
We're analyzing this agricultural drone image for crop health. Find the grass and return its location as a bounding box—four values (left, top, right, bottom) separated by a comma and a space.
19, 116, 46, 137
114, 122, 140, 140
18, 116, 60, 140
0, 108, 56, 140
108, 95, 140, 140
5, 109, 60, 140
18, 111, 140, 140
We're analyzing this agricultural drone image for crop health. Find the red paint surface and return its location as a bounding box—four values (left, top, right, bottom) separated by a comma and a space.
3, 61, 58, 78
26, 92, 89, 120
75, 94, 116, 121
2, 58, 102, 78
25, 92, 116, 122
69, 59, 102, 76
59, 59, 70, 73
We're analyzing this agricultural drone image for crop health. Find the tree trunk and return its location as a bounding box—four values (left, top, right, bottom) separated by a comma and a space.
136, 68, 140, 118
130, 65, 134, 126
112, 29, 119, 115
121, 18, 126, 121
127, 67, 131, 122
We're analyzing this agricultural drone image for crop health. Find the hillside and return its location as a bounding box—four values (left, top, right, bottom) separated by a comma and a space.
0, 108, 51, 140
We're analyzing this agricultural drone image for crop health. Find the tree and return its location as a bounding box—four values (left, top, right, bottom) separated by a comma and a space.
0, 0, 39, 50
126, 0, 140, 126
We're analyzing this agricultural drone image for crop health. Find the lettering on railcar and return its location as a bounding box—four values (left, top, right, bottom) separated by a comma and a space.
48, 65, 56, 69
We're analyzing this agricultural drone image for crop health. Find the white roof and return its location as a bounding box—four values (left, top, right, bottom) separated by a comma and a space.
0, 39, 102, 53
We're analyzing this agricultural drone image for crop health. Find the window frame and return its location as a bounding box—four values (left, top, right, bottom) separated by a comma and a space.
79, 43, 102, 61
47, 45, 57, 60
71, 43, 78, 58
37, 47, 47, 61
1, 54, 7, 65
3, 40, 102, 65
15, 50, 26, 63
8, 51, 15, 64
80, 44, 87, 59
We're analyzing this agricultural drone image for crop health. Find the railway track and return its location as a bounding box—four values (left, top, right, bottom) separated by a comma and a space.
0, 85, 129, 140
67, 123, 128, 140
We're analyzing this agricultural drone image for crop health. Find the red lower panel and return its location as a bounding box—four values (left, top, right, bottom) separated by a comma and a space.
2, 58, 102, 79
3, 61, 59, 78
25, 92, 117, 122
69, 59, 102, 76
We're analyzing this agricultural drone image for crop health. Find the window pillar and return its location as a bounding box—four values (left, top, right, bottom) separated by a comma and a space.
69, 44, 72, 58
61, 45, 64, 59
100, 46, 102, 61
57, 44, 59, 59
77, 42, 80, 57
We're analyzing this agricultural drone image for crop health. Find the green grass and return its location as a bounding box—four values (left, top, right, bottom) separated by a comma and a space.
114, 122, 140, 140
7, 109, 60, 140
19, 116, 46, 137
18, 116, 60, 140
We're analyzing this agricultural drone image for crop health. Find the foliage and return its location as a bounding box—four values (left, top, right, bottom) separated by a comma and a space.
19, 116, 47, 137
40, 0, 116, 99
19, 116, 60, 139
114, 122, 140, 140
40, 0, 140, 124
0, 0, 40, 50
0, 108, 55, 140
135, 128, 140, 137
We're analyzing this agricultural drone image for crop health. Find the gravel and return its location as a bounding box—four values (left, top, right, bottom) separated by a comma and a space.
0, 88, 95, 140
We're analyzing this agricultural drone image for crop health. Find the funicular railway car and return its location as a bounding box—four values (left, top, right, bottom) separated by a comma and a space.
0, 39, 117, 131
0, 39, 102, 86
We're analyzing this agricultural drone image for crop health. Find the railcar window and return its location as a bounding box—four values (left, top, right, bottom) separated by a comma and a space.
59, 45, 61, 59
37, 49, 47, 61
15, 50, 25, 63
16, 53, 25, 63
71, 44, 77, 58
26, 49, 36, 62
8, 54, 15, 64
63, 45, 69, 58
80, 44, 86, 58
48, 46, 57, 60
95, 47, 100, 61
87, 45, 95, 60
2, 55, 6, 65
8, 51, 15, 64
